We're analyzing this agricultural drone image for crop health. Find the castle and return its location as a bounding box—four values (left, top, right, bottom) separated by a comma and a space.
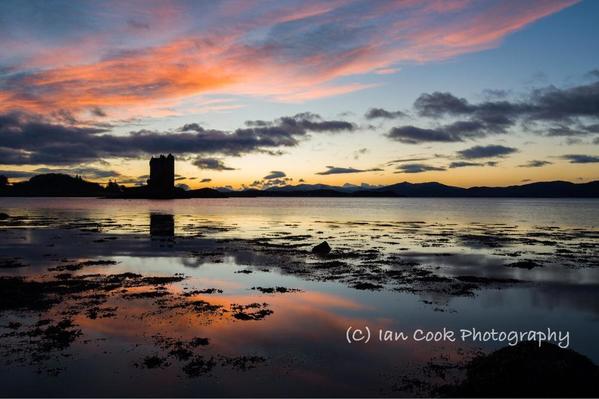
147, 154, 174, 195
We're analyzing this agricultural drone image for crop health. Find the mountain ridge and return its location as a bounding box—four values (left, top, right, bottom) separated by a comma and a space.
0, 173, 598, 198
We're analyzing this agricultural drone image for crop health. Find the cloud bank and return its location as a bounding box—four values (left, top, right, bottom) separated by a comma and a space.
386, 77, 599, 144
0, 112, 354, 165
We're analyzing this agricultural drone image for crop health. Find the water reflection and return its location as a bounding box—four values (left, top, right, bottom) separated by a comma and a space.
0, 198, 598, 396
150, 213, 174, 238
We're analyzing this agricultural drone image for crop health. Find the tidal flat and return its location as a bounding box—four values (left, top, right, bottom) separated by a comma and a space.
0, 197, 598, 396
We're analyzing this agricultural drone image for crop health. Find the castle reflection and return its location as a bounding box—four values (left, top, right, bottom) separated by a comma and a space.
150, 213, 174, 237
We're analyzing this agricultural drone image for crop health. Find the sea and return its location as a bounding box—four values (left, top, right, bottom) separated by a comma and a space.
0, 197, 597, 396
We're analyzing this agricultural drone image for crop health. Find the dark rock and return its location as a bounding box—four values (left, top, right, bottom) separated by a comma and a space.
441, 342, 599, 397
234, 269, 253, 274
189, 300, 223, 314
312, 241, 331, 255
230, 303, 273, 320
251, 286, 302, 294
0, 212, 9, 220
232, 309, 273, 320
182, 288, 223, 296
352, 282, 384, 290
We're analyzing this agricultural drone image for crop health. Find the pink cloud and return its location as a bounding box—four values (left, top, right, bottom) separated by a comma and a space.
0, 0, 577, 118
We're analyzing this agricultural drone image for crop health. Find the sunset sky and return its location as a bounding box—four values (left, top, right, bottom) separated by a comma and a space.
1, 0, 598, 190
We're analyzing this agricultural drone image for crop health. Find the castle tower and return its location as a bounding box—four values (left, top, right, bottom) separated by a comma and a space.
147, 154, 175, 195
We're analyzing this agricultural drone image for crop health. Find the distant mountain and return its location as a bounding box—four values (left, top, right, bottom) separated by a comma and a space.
372, 181, 467, 197
228, 180, 599, 198
1, 173, 597, 198
265, 183, 384, 193
266, 183, 341, 192
341, 183, 385, 192
214, 186, 235, 193
231, 187, 352, 197
464, 181, 599, 197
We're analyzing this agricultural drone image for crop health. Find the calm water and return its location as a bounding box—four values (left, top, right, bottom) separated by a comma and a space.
0, 197, 598, 396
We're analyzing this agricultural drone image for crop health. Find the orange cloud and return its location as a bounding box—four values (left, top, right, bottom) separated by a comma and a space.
0, 0, 576, 119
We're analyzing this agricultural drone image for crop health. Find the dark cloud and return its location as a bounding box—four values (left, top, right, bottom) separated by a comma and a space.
262, 178, 290, 187
263, 170, 286, 180
176, 183, 190, 191
392, 78, 599, 144
0, 112, 109, 164
394, 163, 446, 173
36, 167, 121, 179
527, 82, 599, 121
565, 138, 582, 145
0, 166, 121, 180
249, 175, 292, 189
457, 145, 518, 159
387, 119, 500, 143
244, 112, 355, 134
353, 147, 368, 159
200, 178, 212, 183
386, 126, 459, 144
545, 125, 580, 137
586, 69, 599, 80
192, 158, 235, 171
518, 160, 552, 168
448, 161, 484, 168
414, 92, 473, 117
559, 154, 599, 164
179, 123, 205, 132
316, 166, 383, 175
364, 108, 406, 120
0, 169, 34, 178
52, 109, 79, 125
545, 123, 599, 137
91, 107, 107, 117
387, 157, 429, 164
0, 112, 355, 166
585, 124, 599, 133
0, 147, 33, 164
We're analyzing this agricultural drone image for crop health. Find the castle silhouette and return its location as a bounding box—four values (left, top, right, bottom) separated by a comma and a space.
100, 154, 223, 198
147, 154, 174, 195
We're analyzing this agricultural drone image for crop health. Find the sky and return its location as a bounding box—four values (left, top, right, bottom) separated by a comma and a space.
0, 0, 598, 190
